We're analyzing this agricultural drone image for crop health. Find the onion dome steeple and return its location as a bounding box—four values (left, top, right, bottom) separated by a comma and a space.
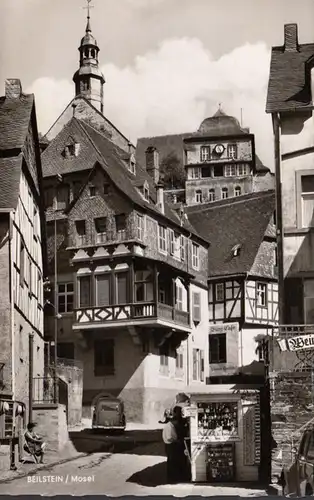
73, 0, 105, 113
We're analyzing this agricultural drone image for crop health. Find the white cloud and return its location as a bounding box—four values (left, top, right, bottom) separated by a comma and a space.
27, 37, 273, 168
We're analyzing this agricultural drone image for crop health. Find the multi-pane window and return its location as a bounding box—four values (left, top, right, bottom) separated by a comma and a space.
208, 189, 215, 202
237, 164, 250, 176
75, 220, 86, 245
176, 285, 183, 311
200, 146, 210, 162
180, 235, 186, 261
94, 339, 115, 376
227, 144, 238, 159
116, 272, 128, 304
57, 283, 74, 313
192, 348, 205, 381
225, 164, 237, 177
135, 213, 144, 240
234, 186, 241, 197
115, 214, 126, 232
215, 283, 225, 302
192, 291, 201, 322
301, 175, 314, 228
209, 333, 227, 364
192, 243, 199, 270
143, 182, 149, 201
96, 274, 110, 306
158, 225, 167, 253
169, 229, 175, 255
190, 167, 201, 179
256, 282, 267, 307
134, 270, 153, 302
221, 187, 229, 199
213, 165, 224, 177
195, 190, 203, 203
78, 275, 91, 308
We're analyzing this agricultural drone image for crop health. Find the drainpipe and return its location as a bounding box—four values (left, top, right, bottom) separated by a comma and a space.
29, 333, 34, 423
273, 112, 285, 325
8, 212, 15, 398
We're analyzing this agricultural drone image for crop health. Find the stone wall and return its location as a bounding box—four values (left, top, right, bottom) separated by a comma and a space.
32, 403, 69, 452
270, 371, 314, 477
57, 360, 83, 427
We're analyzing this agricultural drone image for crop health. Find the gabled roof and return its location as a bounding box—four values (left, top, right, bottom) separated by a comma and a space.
266, 25, 314, 113
0, 94, 34, 150
186, 190, 276, 278
0, 156, 23, 209
43, 117, 207, 243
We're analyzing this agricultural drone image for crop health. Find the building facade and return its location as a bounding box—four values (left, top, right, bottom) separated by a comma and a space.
0, 79, 45, 431
136, 109, 274, 206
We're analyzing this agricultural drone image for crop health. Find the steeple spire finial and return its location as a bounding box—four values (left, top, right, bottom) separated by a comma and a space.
84, 0, 94, 33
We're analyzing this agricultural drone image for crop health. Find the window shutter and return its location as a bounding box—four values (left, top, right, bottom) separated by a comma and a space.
192, 348, 197, 380
116, 272, 128, 304
226, 327, 239, 367
96, 275, 110, 306
200, 350, 205, 381
192, 292, 201, 322
79, 276, 91, 308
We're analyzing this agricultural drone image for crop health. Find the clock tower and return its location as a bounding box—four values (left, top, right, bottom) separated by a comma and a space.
72, 1, 105, 113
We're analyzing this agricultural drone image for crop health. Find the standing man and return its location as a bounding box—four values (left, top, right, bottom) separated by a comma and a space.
162, 405, 190, 483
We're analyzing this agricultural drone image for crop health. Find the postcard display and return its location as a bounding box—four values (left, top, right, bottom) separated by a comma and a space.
186, 392, 261, 483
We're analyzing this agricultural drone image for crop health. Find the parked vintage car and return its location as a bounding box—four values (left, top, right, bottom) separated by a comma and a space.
280, 426, 314, 496
92, 393, 126, 432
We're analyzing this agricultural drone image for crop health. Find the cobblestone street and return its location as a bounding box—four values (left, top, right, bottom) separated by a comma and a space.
0, 452, 269, 496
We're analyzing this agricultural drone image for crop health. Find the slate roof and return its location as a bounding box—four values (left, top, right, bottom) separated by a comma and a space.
136, 110, 269, 174
266, 42, 314, 113
0, 94, 34, 150
0, 156, 23, 209
43, 117, 206, 242
186, 190, 276, 278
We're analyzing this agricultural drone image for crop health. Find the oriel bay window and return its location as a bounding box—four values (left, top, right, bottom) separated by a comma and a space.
78, 275, 92, 308
134, 270, 153, 302
116, 272, 128, 304
96, 274, 110, 306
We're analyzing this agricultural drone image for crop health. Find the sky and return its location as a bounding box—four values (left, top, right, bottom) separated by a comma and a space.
0, 0, 314, 169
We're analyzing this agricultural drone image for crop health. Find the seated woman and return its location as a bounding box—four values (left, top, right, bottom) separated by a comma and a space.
24, 422, 45, 464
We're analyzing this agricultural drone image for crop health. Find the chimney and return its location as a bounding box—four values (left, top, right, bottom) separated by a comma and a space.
156, 181, 164, 214
284, 24, 299, 52
145, 146, 160, 184
5, 79, 22, 99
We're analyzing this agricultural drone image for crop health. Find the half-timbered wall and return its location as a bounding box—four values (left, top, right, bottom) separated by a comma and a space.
244, 280, 278, 325
208, 279, 243, 323
12, 170, 44, 404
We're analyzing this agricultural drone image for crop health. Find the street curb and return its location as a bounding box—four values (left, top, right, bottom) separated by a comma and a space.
0, 452, 90, 484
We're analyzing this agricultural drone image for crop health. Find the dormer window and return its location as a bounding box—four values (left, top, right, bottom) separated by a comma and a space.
63, 140, 80, 158
129, 153, 136, 175
143, 181, 149, 201
89, 186, 96, 197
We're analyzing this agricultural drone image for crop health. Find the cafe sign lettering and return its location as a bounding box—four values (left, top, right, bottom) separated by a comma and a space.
277, 334, 314, 352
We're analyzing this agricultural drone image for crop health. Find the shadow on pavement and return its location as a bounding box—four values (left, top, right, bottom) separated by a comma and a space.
127, 461, 168, 487
69, 428, 166, 457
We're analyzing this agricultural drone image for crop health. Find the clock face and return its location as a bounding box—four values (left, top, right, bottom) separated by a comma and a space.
214, 144, 225, 155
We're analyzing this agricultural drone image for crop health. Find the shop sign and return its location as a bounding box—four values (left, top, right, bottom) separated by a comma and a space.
277, 334, 314, 352
182, 406, 197, 418
209, 322, 239, 335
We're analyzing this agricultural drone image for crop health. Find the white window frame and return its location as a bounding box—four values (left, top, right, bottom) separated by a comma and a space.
57, 282, 74, 314
190, 167, 201, 179
195, 190, 203, 203
192, 243, 199, 270
158, 225, 167, 254
192, 291, 201, 322
169, 229, 175, 255
176, 284, 183, 311
221, 187, 229, 199
256, 282, 267, 307
234, 185, 241, 197
180, 235, 186, 261
225, 164, 237, 177
237, 164, 250, 176
192, 348, 205, 381
208, 189, 215, 202
215, 283, 225, 302
227, 144, 238, 159
200, 146, 210, 162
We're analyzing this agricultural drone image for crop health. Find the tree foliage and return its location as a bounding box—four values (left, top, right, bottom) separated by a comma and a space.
160, 151, 186, 189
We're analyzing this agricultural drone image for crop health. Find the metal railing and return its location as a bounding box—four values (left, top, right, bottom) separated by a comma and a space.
33, 376, 57, 404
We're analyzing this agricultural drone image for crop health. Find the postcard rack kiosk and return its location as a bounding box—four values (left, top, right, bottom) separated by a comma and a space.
183, 389, 261, 483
